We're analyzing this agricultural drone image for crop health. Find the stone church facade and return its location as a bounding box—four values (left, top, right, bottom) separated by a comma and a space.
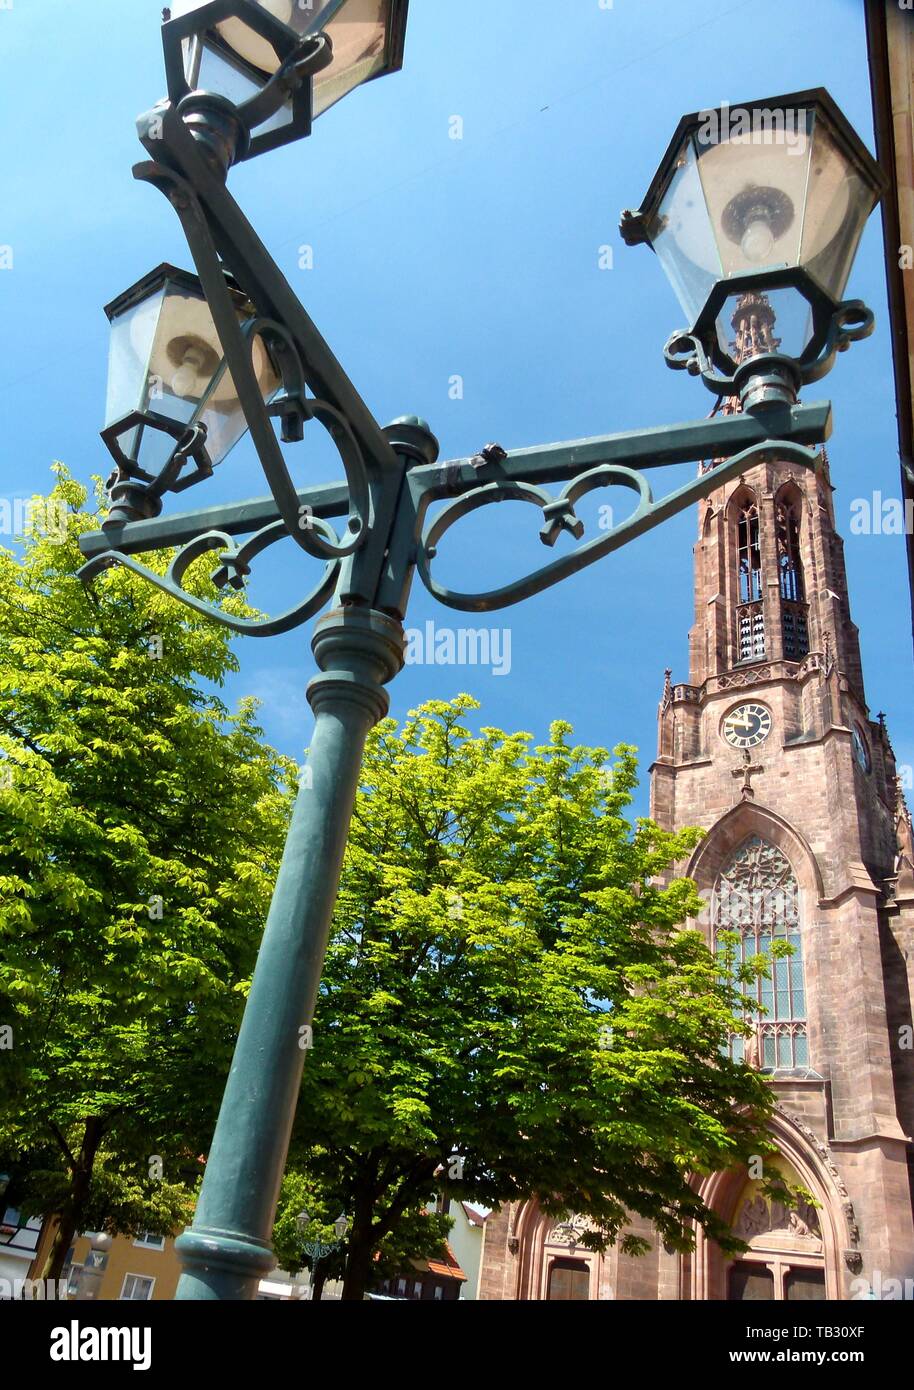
478, 296, 914, 1300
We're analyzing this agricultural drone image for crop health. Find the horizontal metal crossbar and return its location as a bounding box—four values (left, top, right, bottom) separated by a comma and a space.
79, 401, 831, 561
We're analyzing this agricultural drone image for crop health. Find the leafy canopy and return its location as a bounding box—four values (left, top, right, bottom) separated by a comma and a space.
0, 469, 295, 1239
292, 695, 779, 1289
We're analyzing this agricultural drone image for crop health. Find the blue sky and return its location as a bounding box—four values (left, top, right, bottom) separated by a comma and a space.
1, 0, 909, 816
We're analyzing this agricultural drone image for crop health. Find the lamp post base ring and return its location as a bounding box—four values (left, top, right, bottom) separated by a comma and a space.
174, 1228, 276, 1300
307, 607, 406, 724
306, 670, 392, 725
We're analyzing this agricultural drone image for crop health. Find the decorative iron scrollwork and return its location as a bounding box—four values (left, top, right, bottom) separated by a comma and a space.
78, 516, 340, 638
665, 299, 875, 401
415, 443, 820, 614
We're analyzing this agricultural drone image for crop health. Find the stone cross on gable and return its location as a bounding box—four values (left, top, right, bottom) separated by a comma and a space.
732, 747, 764, 801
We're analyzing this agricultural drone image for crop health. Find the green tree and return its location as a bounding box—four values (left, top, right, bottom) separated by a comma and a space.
272, 1167, 451, 1300
291, 697, 784, 1300
0, 470, 295, 1279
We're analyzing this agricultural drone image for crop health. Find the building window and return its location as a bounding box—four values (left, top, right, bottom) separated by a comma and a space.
133, 1233, 165, 1250
433, 1285, 443, 1300
396, 1277, 407, 1297
737, 500, 763, 603
120, 1273, 155, 1301
713, 836, 808, 1071
777, 499, 809, 659
776, 501, 805, 603
547, 1258, 591, 1301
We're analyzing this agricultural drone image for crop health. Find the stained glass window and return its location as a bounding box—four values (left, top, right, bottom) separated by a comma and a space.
712, 836, 808, 1070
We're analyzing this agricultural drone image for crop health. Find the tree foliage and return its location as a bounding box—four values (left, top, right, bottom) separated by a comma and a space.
0, 471, 295, 1275
292, 697, 781, 1298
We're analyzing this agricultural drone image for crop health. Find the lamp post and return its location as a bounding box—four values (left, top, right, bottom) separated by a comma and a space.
296, 1210, 348, 1298
77, 6, 886, 1299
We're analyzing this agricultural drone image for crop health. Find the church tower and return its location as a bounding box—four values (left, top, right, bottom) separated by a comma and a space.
478, 295, 914, 1301
645, 291, 914, 1300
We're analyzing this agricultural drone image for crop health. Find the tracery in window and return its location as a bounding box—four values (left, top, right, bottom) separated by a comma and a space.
776, 497, 809, 659
736, 496, 766, 661
712, 836, 808, 1070
737, 499, 763, 603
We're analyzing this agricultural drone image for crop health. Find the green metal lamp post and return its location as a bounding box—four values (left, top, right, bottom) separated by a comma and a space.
78, 6, 887, 1300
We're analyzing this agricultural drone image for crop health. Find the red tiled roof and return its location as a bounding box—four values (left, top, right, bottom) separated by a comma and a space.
414, 1243, 467, 1282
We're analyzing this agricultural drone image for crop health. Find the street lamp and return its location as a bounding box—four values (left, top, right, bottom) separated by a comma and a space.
78, 30, 883, 1303
621, 90, 888, 411
102, 263, 281, 528
296, 1210, 348, 1292
163, 0, 409, 163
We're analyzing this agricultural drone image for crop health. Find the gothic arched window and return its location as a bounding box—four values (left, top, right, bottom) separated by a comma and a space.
735, 497, 765, 662
712, 836, 808, 1071
737, 500, 763, 604
776, 496, 809, 660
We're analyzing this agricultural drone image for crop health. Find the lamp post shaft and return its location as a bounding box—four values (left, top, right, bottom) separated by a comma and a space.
174, 606, 404, 1300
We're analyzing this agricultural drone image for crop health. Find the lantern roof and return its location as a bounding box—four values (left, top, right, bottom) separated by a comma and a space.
103, 263, 252, 323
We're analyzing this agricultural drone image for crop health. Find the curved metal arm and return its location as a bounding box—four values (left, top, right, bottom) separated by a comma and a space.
79, 518, 339, 638
415, 442, 821, 614
237, 34, 333, 132
135, 157, 373, 569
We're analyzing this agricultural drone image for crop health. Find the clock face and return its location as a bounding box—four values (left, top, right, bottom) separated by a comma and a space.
722, 703, 772, 749
853, 724, 871, 773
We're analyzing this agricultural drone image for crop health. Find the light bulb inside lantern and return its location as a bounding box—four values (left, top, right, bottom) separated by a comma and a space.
741, 216, 775, 264
171, 344, 209, 397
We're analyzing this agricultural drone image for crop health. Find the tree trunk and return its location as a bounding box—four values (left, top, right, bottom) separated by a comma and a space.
340, 1233, 375, 1301
39, 1117, 102, 1284
339, 1184, 379, 1301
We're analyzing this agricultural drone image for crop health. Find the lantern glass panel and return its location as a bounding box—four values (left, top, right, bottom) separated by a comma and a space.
183, 32, 273, 107
799, 118, 875, 302
313, 0, 392, 116
715, 287, 814, 365
105, 288, 166, 436
694, 107, 813, 279
648, 134, 722, 328
200, 336, 280, 463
